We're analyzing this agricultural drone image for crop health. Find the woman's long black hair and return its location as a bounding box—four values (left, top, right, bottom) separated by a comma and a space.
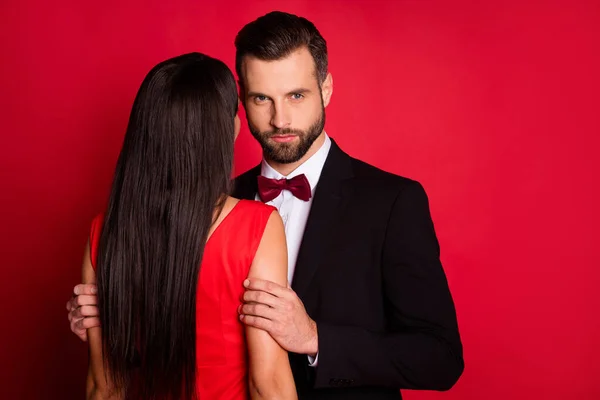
96, 52, 238, 399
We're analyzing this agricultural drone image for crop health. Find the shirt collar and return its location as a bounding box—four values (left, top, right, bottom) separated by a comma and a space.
260, 133, 332, 191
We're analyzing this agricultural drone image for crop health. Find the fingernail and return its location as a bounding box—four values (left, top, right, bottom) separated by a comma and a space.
237, 305, 242, 314
243, 279, 249, 287
239, 314, 244, 320
74, 286, 80, 295
91, 286, 97, 294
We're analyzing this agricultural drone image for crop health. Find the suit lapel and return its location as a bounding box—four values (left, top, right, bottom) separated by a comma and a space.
232, 142, 354, 300
292, 140, 354, 299
233, 165, 261, 200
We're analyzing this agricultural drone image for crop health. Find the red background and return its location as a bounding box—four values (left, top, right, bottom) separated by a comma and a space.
1, 1, 599, 398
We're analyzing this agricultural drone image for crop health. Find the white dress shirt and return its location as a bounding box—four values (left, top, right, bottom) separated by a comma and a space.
256, 133, 332, 367
256, 134, 331, 284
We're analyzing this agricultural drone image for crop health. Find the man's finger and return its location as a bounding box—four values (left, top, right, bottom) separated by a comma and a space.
80, 305, 99, 317
71, 318, 84, 334
75, 295, 98, 307
242, 290, 281, 308
239, 314, 272, 332
66, 296, 79, 311
73, 284, 97, 296
240, 303, 277, 320
72, 305, 99, 319
83, 317, 101, 329
243, 279, 288, 297
75, 317, 101, 330
69, 308, 81, 321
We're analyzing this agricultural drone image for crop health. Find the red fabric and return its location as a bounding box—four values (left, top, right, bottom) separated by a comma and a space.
89, 200, 276, 399
257, 174, 312, 202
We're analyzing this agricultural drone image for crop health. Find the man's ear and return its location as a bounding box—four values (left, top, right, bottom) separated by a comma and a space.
321, 73, 333, 108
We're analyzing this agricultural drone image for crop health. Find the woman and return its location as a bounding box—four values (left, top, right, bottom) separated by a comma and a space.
83, 52, 296, 399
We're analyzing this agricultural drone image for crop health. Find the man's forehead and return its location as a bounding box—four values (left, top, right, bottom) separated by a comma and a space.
241, 49, 317, 91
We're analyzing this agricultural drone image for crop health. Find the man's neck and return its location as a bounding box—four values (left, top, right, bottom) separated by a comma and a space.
265, 132, 326, 176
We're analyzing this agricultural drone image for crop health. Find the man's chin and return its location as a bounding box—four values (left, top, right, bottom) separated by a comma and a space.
265, 147, 303, 164
268, 154, 302, 164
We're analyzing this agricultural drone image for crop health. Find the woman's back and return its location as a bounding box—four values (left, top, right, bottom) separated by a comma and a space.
89, 199, 281, 399
195, 199, 276, 399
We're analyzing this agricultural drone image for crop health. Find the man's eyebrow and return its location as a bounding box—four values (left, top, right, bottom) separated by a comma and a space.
247, 91, 268, 97
246, 88, 312, 98
286, 88, 311, 95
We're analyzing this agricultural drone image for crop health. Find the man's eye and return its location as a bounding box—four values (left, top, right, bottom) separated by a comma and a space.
255, 96, 268, 102
291, 93, 304, 100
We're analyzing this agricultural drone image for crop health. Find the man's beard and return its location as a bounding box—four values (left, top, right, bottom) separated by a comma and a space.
248, 109, 326, 164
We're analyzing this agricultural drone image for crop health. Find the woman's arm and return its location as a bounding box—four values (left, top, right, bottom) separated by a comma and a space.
81, 240, 122, 400
245, 212, 297, 400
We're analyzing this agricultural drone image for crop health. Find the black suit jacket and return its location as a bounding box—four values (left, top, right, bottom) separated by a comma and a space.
233, 140, 464, 399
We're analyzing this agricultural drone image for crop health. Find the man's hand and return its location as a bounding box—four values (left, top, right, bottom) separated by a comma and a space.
66, 283, 100, 342
239, 279, 318, 356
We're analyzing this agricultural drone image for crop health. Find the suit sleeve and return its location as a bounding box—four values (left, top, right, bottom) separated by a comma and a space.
313, 180, 464, 390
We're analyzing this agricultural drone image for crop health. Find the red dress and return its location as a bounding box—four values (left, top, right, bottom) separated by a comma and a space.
89, 200, 276, 399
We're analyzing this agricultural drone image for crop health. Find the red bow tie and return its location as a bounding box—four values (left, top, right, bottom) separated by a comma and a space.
257, 174, 312, 203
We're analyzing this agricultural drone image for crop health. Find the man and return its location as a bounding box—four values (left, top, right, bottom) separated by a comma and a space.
67, 11, 463, 399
